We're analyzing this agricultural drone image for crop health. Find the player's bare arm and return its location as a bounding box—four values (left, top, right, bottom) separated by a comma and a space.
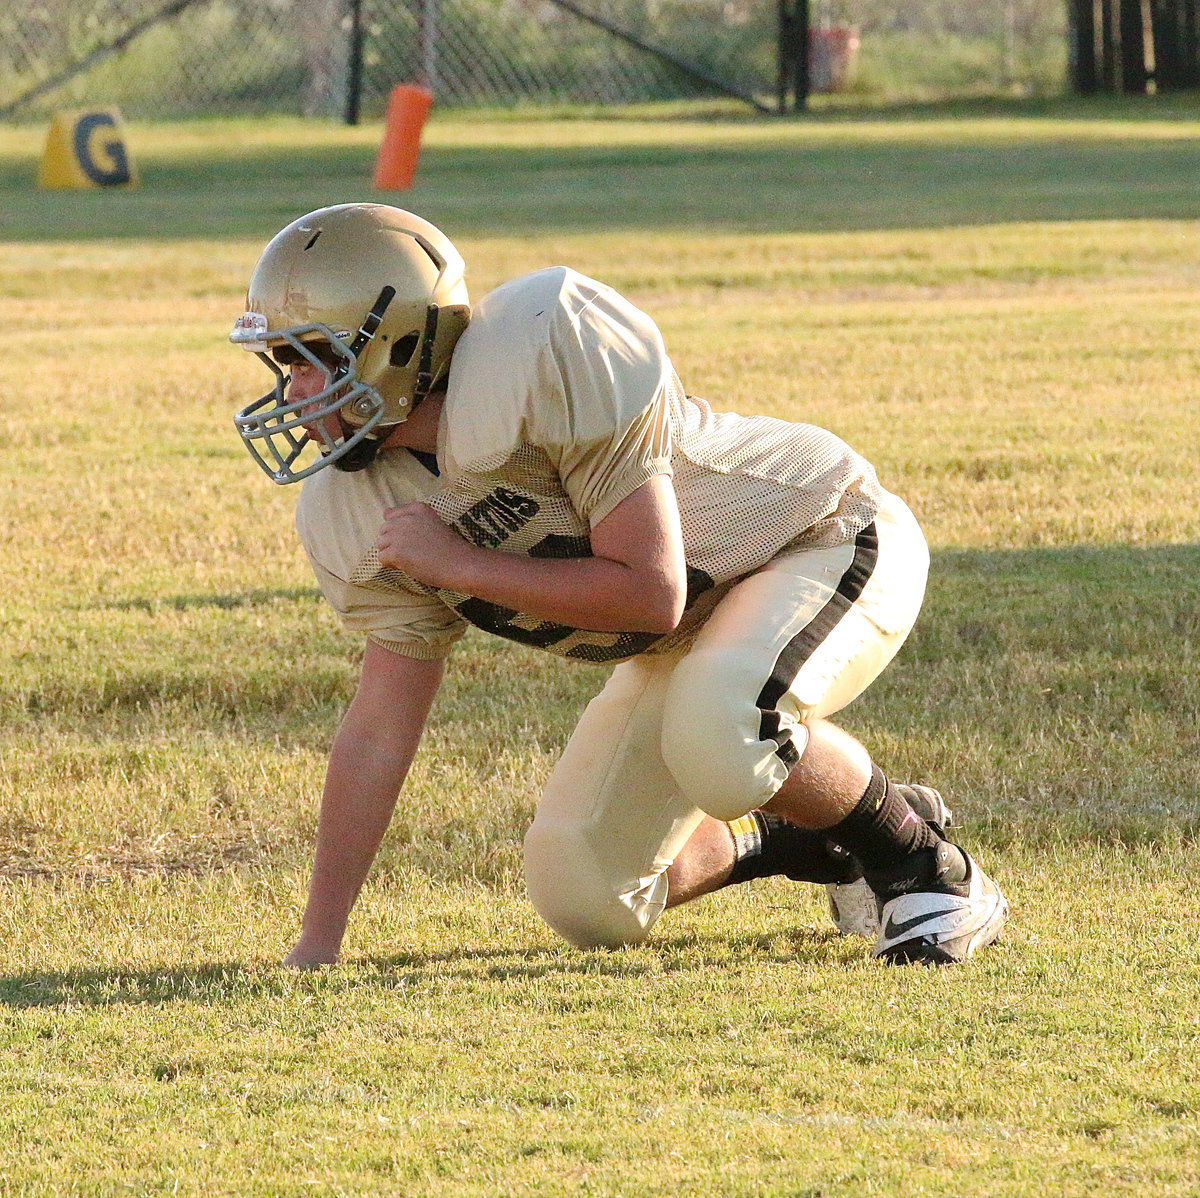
285, 642, 444, 969
376, 473, 687, 634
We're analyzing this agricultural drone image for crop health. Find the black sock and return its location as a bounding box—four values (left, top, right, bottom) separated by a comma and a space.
826, 766, 967, 900
726, 811, 860, 886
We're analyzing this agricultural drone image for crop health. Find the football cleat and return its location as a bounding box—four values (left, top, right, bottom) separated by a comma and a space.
872, 848, 1008, 966
825, 785, 954, 938
825, 875, 883, 939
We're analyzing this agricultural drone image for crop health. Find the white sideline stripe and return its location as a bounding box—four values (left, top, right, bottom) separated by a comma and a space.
643, 1107, 1197, 1148
13, 1080, 1196, 1147
703, 1108, 1021, 1139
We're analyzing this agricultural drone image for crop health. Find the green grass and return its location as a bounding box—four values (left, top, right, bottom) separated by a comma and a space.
6, 848, 1200, 1195
3, 94, 1200, 240
3, 97, 1200, 1194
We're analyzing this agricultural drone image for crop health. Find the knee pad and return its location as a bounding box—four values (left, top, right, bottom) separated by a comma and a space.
523, 819, 666, 949
661, 649, 808, 822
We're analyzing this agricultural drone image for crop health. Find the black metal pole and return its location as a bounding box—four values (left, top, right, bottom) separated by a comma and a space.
344, 0, 365, 125
1099, 0, 1118, 89
1068, 0, 1099, 93
777, 0, 808, 112
795, 0, 810, 109
1119, 0, 1148, 91
778, 0, 789, 112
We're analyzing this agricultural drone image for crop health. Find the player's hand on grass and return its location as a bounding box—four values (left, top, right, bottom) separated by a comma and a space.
377, 502, 469, 587
282, 938, 341, 970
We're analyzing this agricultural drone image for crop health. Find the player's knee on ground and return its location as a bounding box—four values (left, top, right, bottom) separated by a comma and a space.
523, 819, 667, 949
660, 647, 803, 822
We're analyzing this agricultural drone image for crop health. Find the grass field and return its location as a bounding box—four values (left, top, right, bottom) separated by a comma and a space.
2, 96, 1200, 1195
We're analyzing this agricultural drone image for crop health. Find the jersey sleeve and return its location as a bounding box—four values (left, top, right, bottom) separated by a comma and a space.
551, 383, 672, 525
443, 268, 676, 527
539, 274, 674, 524
306, 555, 468, 659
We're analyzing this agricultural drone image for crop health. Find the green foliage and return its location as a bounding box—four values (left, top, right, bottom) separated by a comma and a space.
850, 30, 1068, 100
2, 99, 1199, 1193
5, 0, 1073, 121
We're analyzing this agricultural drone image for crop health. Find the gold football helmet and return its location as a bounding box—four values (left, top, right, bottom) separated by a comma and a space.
230, 203, 470, 483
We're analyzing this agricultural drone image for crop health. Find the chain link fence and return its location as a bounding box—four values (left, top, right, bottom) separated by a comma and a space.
2, 0, 1068, 122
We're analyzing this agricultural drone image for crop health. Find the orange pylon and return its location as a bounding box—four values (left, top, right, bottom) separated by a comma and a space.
373, 83, 434, 190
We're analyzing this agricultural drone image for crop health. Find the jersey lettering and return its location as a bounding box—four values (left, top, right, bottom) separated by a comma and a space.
529, 533, 592, 558
456, 487, 540, 548
455, 598, 574, 649
452, 597, 661, 660
443, 565, 716, 663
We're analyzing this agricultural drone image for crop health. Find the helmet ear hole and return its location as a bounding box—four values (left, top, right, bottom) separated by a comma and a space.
390, 331, 421, 367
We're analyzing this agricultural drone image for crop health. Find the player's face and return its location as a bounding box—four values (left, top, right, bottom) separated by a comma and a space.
284, 355, 351, 445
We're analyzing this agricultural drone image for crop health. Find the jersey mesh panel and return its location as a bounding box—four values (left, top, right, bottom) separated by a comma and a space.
344, 377, 882, 665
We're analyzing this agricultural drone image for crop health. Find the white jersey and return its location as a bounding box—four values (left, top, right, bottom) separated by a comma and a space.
297, 267, 884, 663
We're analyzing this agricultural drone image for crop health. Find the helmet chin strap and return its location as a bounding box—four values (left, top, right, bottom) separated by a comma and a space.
413, 304, 441, 402
334, 296, 440, 474
332, 286, 399, 473
332, 436, 383, 472
348, 286, 397, 359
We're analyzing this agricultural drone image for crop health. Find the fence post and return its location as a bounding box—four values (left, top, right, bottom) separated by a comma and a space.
419, 0, 439, 93
344, 0, 365, 125
777, 0, 809, 112
1068, 0, 1099, 93
796, 0, 810, 108
1119, 0, 1149, 91
1097, 0, 1117, 89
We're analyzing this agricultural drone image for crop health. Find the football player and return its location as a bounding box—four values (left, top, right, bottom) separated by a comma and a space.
230, 203, 1007, 968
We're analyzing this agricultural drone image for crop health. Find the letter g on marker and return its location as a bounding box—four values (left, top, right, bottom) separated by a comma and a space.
74, 113, 131, 186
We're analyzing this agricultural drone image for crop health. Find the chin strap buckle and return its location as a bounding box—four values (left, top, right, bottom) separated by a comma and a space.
349, 286, 397, 358
413, 303, 440, 400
